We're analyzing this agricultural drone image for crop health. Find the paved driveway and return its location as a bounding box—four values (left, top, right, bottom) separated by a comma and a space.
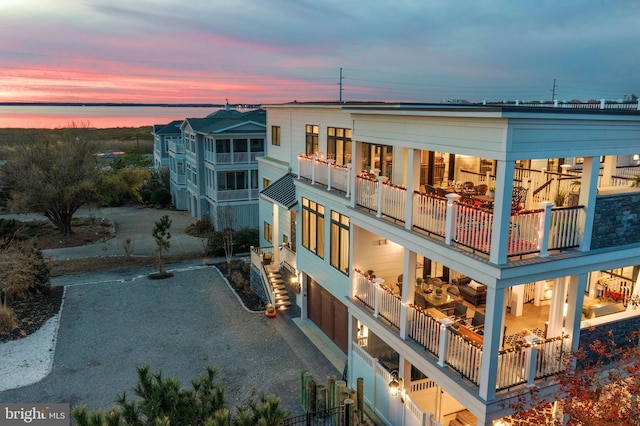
0, 264, 339, 416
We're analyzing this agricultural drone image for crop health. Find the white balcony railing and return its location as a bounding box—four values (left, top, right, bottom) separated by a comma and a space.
168, 141, 185, 153
297, 154, 351, 195
354, 272, 570, 390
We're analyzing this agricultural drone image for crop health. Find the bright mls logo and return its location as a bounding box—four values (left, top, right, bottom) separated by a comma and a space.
1, 404, 68, 425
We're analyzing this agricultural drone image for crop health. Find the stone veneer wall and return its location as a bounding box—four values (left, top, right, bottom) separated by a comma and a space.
591, 192, 640, 249
578, 315, 640, 366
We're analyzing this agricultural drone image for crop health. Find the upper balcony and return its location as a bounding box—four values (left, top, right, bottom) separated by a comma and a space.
205, 151, 264, 165
168, 141, 185, 154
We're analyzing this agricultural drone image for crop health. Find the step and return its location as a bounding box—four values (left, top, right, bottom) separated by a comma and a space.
455, 410, 476, 426
276, 301, 292, 309
272, 284, 286, 290
447, 420, 465, 426
275, 294, 290, 301
272, 288, 288, 295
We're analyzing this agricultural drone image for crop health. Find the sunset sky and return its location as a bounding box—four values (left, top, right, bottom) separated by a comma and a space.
1, 0, 639, 104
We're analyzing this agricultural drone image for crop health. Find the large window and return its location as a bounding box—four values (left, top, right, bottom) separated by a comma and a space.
271, 126, 280, 146
305, 124, 319, 155
251, 138, 264, 152
327, 127, 352, 166
264, 221, 273, 243
217, 171, 258, 190
302, 197, 324, 258
330, 211, 350, 275
216, 139, 230, 153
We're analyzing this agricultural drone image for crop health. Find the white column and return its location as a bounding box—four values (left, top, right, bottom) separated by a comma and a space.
272, 203, 280, 265
578, 156, 600, 251
405, 149, 421, 231
537, 201, 554, 257
400, 249, 417, 339
565, 274, 587, 351
376, 176, 387, 218
601, 155, 615, 187
546, 276, 569, 338
479, 286, 505, 401
510, 284, 525, 317
490, 160, 515, 265
444, 193, 461, 245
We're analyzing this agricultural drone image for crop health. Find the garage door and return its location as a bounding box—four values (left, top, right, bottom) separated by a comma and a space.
307, 277, 348, 354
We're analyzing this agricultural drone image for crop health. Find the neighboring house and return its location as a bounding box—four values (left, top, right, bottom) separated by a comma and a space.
153, 120, 188, 210
152, 120, 182, 170
181, 106, 266, 230
254, 100, 640, 425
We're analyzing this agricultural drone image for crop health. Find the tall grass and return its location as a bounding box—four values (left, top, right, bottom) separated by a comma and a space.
0, 127, 154, 157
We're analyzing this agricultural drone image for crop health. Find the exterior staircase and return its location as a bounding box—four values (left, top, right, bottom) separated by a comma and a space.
448, 410, 477, 426
266, 265, 292, 311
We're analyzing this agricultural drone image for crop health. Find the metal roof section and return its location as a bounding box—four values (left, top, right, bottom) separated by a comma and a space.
260, 173, 297, 210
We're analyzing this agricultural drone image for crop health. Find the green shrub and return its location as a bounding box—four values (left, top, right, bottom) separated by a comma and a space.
139, 188, 153, 204
150, 187, 172, 207
235, 228, 258, 253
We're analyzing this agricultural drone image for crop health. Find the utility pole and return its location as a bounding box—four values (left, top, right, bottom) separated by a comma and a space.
551, 78, 557, 101
338, 67, 344, 103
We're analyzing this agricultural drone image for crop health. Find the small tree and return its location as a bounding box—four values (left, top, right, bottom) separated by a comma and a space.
152, 215, 171, 276
508, 329, 640, 425
215, 205, 235, 265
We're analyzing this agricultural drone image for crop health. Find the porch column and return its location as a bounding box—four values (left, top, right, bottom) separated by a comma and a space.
600, 155, 615, 187
510, 284, 525, 317
400, 249, 417, 339
578, 156, 599, 251
546, 276, 569, 339
405, 148, 421, 231
479, 286, 505, 401
351, 140, 363, 209
566, 274, 587, 351
272, 203, 280, 266
490, 160, 515, 265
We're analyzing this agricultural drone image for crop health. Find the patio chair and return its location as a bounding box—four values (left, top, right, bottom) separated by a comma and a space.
475, 184, 488, 195
436, 187, 448, 198
423, 183, 437, 195
428, 277, 444, 289
452, 302, 468, 321
463, 181, 475, 192
512, 186, 528, 212
469, 311, 485, 333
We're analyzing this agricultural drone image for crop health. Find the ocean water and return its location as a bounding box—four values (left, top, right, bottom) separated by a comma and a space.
0, 105, 223, 129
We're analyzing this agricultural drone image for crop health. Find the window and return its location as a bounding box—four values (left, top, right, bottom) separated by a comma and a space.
218, 171, 248, 190
216, 139, 230, 153
264, 222, 272, 243
302, 197, 324, 258
263, 178, 272, 189
305, 124, 319, 155
234, 138, 248, 152
271, 126, 280, 146
330, 211, 350, 275
327, 127, 352, 165
250, 138, 264, 152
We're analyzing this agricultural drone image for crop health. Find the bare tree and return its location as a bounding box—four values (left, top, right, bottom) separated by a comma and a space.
2, 126, 102, 235
216, 205, 235, 265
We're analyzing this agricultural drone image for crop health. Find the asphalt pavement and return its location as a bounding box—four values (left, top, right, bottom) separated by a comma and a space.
0, 206, 342, 417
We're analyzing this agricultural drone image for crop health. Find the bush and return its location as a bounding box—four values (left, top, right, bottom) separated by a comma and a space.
139, 188, 153, 204
185, 216, 214, 237
235, 228, 259, 253
205, 228, 258, 256
150, 187, 172, 207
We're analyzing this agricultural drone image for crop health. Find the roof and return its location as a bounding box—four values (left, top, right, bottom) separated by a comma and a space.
260, 173, 297, 210
153, 120, 183, 135
183, 108, 266, 134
